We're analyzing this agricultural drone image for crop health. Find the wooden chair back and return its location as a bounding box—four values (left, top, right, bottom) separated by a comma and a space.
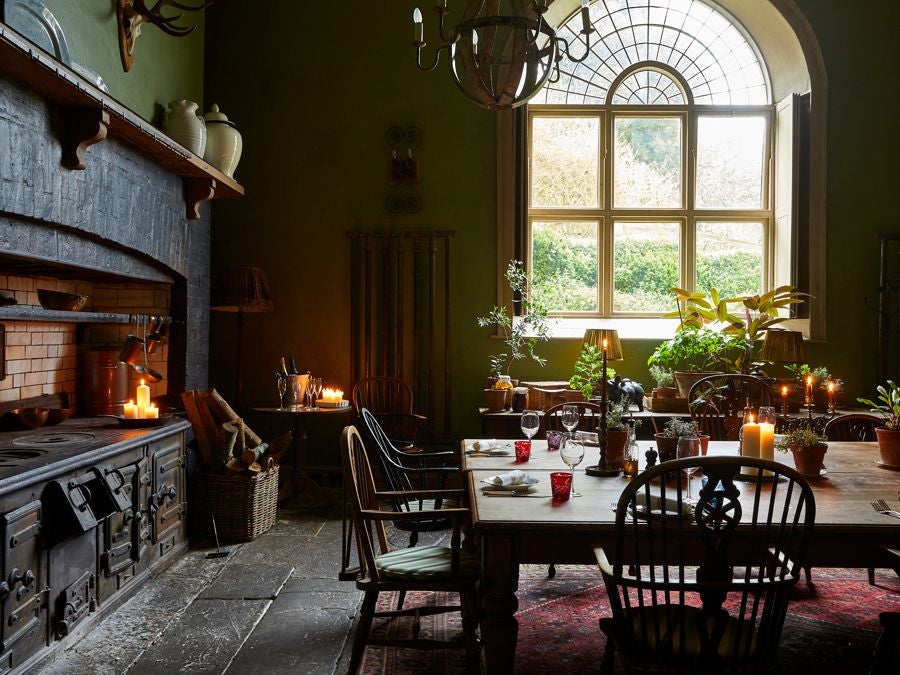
351, 376, 414, 415
823, 413, 881, 441
689, 374, 774, 440
540, 401, 602, 434
599, 456, 815, 672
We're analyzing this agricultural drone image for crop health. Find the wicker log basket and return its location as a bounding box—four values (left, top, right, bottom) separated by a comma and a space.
192, 460, 279, 542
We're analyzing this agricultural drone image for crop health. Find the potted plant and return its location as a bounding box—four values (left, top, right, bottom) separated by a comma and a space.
648, 364, 676, 399
776, 425, 828, 476
477, 260, 551, 409
605, 399, 639, 468
654, 418, 706, 462
647, 327, 738, 398
858, 380, 900, 466
568, 343, 615, 400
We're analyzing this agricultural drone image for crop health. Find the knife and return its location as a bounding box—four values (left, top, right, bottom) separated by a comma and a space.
482, 491, 547, 497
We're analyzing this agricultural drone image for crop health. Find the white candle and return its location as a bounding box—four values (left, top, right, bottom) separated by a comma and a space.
124, 400, 138, 419
413, 7, 423, 42
742, 420, 760, 458
136, 379, 150, 410
321, 387, 343, 403
145, 404, 159, 419
759, 422, 775, 461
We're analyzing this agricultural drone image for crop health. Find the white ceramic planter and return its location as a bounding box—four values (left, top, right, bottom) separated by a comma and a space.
202, 103, 243, 178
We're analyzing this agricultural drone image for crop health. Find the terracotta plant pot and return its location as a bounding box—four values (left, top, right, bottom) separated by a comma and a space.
654, 434, 679, 463
790, 443, 827, 476
875, 427, 900, 466
653, 386, 677, 399
606, 430, 628, 469
484, 388, 507, 412
673, 370, 723, 399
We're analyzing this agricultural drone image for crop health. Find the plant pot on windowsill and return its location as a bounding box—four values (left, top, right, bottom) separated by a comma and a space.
484, 388, 507, 412
674, 371, 723, 399
653, 386, 677, 399
875, 427, 900, 466
789, 442, 827, 476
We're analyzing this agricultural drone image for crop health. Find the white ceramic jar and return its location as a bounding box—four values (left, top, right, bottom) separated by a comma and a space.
202, 103, 243, 178
163, 99, 206, 157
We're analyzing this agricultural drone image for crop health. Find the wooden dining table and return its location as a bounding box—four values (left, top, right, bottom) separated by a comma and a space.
461, 438, 900, 673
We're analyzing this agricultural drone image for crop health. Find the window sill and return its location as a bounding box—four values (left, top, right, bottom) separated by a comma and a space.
520, 317, 813, 342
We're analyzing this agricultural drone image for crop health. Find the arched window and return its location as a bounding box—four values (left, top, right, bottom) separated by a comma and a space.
503, 0, 825, 336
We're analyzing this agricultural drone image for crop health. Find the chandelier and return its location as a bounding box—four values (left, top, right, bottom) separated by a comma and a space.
412, 1, 598, 111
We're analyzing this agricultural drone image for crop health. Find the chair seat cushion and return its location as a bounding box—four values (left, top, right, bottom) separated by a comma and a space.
622, 605, 759, 661
376, 545, 479, 581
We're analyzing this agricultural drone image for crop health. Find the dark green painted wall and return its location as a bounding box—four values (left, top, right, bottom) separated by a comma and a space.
198, 0, 899, 437
43, 0, 204, 122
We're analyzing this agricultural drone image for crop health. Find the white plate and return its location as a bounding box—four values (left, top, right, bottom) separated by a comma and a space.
481, 476, 540, 492
465, 444, 512, 456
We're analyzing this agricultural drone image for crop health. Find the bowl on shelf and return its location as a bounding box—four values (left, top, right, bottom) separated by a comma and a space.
37, 289, 89, 312
8, 407, 49, 429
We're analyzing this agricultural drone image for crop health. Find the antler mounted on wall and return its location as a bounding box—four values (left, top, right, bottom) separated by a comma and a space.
116, 0, 213, 72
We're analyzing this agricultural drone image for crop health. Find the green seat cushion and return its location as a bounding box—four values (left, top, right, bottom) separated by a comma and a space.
628, 605, 759, 660
376, 545, 479, 581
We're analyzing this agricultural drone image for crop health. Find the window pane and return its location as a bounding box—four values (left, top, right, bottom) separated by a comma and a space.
696, 221, 764, 297
532, 221, 598, 312
696, 116, 766, 209
531, 117, 599, 208
614, 117, 682, 208
613, 221, 680, 312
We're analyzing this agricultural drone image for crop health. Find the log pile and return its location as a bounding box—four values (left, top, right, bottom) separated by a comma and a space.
181, 388, 291, 474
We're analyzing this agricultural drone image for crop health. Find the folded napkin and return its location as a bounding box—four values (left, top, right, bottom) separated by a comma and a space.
633, 492, 694, 518
487, 469, 527, 486
472, 439, 500, 451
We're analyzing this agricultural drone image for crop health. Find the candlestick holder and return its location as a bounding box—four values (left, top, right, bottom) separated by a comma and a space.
781, 396, 789, 416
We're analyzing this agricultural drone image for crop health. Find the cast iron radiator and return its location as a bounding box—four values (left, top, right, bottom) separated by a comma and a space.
347, 231, 454, 441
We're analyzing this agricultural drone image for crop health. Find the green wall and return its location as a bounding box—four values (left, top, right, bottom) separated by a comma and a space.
204, 0, 900, 437
43, 0, 204, 122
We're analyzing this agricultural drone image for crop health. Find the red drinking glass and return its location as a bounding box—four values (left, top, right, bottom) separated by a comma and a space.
550, 471, 572, 501
514, 440, 531, 463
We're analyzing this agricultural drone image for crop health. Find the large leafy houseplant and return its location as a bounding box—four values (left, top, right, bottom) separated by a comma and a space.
568, 344, 615, 399
858, 381, 900, 431
647, 327, 738, 373
667, 286, 807, 374
477, 260, 551, 378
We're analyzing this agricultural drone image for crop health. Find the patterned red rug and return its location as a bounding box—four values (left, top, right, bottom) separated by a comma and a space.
362, 566, 900, 674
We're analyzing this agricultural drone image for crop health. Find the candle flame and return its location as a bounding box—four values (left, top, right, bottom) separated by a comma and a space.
602, 338, 607, 349
781, 386, 787, 395
140, 379, 145, 386
748, 413, 755, 423
828, 382, 834, 392
806, 375, 812, 385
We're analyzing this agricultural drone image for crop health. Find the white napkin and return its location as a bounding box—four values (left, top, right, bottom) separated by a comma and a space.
488, 469, 527, 486
473, 439, 499, 451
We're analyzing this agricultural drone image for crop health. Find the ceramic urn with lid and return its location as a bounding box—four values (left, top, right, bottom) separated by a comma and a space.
202, 103, 243, 178
163, 99, 206, 157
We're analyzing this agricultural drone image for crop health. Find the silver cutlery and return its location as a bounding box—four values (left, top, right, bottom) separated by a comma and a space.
871, 499, 900, 519
482, 491, 546, 498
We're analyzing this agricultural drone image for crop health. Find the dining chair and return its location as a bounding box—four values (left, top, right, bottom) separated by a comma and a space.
596, 455, 815, 674
540, 401, 603, 434
688, 374, 774, 441
357, 408, 460, 547
340, 425, 481, 673
351, 376, 427, 448
823, 413, 881, 441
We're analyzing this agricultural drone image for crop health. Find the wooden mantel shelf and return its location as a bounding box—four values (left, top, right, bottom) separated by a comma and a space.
0, 25, 244, 219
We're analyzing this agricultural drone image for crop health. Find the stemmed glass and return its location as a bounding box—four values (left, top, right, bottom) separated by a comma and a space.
677, 436, 702, 503
520, 411, 540, 442
307, 377, 322, 409
560, 437, 585, 497
275, 374, 287, 410
561, 404, 580, 438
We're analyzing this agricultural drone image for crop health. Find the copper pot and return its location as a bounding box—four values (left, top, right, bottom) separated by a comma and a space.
81, 347, 129, 416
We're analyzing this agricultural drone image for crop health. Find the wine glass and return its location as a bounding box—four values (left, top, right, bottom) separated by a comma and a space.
560, 437, 585, 497
561, 404, 580, 438
306, 376, 320, 409
311, 377, 323, 408
520, 411, 540, 442
275, 374, 287, 410
677, 436, 702, 503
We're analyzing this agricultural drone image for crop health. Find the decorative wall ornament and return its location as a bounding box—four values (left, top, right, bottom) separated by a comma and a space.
385, 126, 422, 214
116, 0, 212, 72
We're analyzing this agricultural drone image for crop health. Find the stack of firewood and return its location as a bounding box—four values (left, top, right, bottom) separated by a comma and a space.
181, 388, 290, 474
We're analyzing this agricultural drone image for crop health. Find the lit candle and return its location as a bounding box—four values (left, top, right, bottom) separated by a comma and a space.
759, 420, 775, 462
827, 381, 835, 412
781, 385, 788, 400
805, 375, 813, 403
742, 414, 760, 458
602, 337, 607, 354
145, 404, 159, 419
136, 379, 150, 410
124, 400, 138, 419
781, 384, 789, 414
321, 387, 344, 403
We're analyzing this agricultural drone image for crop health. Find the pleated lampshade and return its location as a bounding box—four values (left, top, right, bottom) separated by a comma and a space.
759, 329, 806, 363
582, 329, 624, 361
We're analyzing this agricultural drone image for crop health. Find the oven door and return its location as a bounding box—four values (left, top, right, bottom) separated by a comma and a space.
150, 436, 185, 560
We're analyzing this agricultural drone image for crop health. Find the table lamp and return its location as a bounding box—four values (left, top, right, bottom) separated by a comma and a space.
211, 266, 274, 409
759, 329, 806, 415
582, 329, 624, 477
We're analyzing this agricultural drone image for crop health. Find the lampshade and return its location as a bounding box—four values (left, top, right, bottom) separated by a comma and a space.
759, 329, 805, 363
210, 267, 274, 313
582, 329, 623, 361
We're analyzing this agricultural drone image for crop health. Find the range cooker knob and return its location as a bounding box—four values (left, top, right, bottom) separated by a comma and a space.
164, 486, 177, 501
0, 581, 9, 600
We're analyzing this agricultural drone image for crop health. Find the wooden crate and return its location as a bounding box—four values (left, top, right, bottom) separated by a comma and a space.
643, 396, 690, 413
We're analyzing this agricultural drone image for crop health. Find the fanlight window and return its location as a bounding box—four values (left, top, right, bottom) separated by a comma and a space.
526, 0, 775, 318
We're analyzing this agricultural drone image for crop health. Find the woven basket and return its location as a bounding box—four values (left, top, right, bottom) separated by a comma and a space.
192, 464, 279, 542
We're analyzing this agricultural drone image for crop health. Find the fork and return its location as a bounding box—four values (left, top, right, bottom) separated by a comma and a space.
871, 499, 900, 520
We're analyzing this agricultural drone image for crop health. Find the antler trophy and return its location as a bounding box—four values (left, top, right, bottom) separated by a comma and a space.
116, 0, 213, 72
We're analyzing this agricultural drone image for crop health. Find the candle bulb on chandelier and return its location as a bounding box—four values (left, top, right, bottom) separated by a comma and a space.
581, 0, 593, 33
472, 30, 479, 56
